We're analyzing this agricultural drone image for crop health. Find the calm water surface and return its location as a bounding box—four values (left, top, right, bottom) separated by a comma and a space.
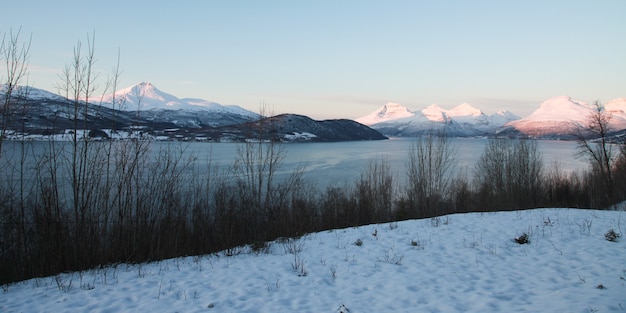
184, 138, 587, 187
1, 138, 587, 189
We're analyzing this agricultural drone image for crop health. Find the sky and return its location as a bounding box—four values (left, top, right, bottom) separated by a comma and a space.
1, 0, 625, 120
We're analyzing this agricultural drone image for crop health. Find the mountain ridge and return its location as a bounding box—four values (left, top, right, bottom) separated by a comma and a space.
0, 83, 387, 142
96, 82, 257, 118
357, 102, 520, 137
358, 97, 626, 139
4, 83, 625, 140
503, 96, 626, 139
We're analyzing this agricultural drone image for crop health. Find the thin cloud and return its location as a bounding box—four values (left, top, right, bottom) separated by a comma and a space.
28, 64, 60, 74
293, 94, 408, 108
470, 97, 541, 116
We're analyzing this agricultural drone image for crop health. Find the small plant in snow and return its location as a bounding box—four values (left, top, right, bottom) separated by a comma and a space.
249, 241, 271, 254
604, 229, 621, 242
410, 239, 425, 250
354, 238, 363, 246
378, 247, 404, 265
55, 274, 73, 293
337, 304, 350, 313
543, 217, 554, 226
577, 219, 593, 236
463, 237, 480, 249
2, 282, 13, 293
224, 247, 243, 257
292, 254, 307, 277
515, 233, 530, 244
282, 237, 305, 255
264, 277, 280, 293
430, 217, 441, 227
329, 264, 338, 280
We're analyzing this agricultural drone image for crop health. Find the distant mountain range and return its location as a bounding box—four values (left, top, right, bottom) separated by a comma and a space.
357, 97, 626, 139
4, 82, 625, 141
357, 103, 519, 137
0, 83, 386, 142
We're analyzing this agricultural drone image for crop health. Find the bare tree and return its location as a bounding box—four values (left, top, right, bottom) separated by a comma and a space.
0, 27, 32, 285
1, 27, 31, 158
231, 104, 286, 241
404, 131, 456, 217
356, 157, 394, 223
576, 101, 617, 204
474, 139, 543, 210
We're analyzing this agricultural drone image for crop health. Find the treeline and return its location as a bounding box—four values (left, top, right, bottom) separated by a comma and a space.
1, 133, 625, 284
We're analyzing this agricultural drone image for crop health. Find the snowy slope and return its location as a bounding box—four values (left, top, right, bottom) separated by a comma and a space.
505, 96, 626, 137
1, 208, 624, 312
514, 96, 592, 123
605, 98, 626, 129
96, 82, 257, 117
606, 98, 626, 113
355, 102, 414, 125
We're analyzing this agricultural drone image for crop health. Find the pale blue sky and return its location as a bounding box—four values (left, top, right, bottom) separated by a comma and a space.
2, 0, 625, 119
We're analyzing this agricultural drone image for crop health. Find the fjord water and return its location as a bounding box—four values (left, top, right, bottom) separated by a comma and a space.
1, 138, 586, 189
184, 138, 587, 187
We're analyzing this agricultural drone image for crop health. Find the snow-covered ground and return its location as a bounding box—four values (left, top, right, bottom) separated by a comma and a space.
1, 208, 624, 313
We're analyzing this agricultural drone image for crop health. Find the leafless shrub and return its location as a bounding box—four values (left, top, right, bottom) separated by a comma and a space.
378, 247, 404, 265
355, 157, 395, 224
282, 237, 305, 255
291, 254, 307, 277
329, 264, 337, 280
401, 130, 456, 218
55, 274, 73, 293
474, 139, 543, 210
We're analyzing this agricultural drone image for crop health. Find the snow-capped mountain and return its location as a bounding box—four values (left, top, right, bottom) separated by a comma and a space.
356, 102, 414, 125
503, 96, 626, 138
605, 98, 626, 137
1, 83, 387, 142
91, 82, 259, 128
357, 102, 520, 137
97, 82, 256, 117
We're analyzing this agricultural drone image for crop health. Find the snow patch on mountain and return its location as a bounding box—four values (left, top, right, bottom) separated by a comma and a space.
284, 132, 317, 141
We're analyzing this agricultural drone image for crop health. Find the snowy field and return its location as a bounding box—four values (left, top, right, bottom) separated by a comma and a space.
1, 208, 624, 313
